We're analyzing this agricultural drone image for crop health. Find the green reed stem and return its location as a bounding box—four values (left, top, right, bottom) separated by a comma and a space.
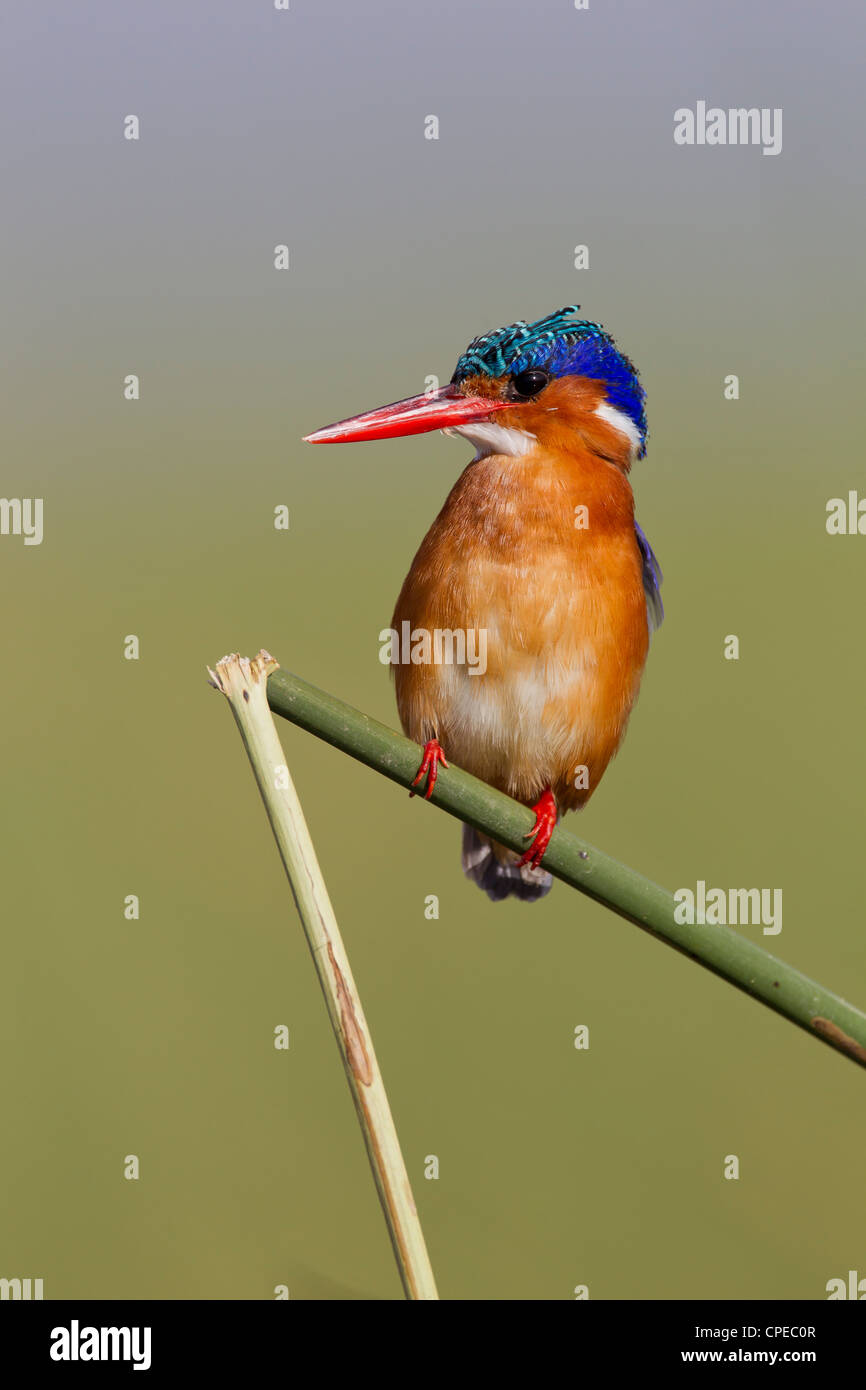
262, 659, 866, 1073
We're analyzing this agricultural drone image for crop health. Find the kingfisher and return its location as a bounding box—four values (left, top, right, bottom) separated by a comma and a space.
304, 306, 663, 901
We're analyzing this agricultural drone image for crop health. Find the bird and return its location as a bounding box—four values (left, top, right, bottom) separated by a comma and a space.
304, 306, 662, 902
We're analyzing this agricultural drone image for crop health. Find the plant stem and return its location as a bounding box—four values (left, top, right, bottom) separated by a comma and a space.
262, 660, 866, 1073
208, 651, 438, 1300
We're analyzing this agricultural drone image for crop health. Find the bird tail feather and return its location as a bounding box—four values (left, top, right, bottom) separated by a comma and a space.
461, 825, 552, 902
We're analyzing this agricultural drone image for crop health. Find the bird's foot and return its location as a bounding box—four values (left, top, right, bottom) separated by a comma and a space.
518, 789, 557, 869
410, 738, 449, 800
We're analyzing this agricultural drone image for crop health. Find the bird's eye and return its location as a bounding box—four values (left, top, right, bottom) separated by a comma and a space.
510, 368, 550, 399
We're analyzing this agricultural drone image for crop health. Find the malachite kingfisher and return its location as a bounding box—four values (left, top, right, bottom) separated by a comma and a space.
305, 306, 663, 902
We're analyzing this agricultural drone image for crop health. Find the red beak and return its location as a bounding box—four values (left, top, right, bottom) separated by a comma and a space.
303, 383, 511, 444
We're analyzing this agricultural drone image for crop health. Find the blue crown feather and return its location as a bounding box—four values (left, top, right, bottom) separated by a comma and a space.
452, 305, 647, 458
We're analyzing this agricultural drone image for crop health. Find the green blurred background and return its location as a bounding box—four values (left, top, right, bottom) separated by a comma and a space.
1, 0, 864, 1299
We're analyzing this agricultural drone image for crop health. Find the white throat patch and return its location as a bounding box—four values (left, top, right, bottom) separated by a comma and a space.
445, 421, 537, 460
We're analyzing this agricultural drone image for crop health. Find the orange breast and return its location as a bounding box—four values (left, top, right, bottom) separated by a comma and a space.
391, 438, 649, 812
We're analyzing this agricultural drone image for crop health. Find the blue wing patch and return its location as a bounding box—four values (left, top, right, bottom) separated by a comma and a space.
635, 522, 664, 634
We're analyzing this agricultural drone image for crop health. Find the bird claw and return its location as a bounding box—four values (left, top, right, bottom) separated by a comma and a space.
518, 789, 557, 869
410, 739, 449, 800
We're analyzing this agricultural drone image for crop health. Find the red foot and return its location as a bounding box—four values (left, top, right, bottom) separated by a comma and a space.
410, 739, 449, 800
518, 788, 557, 869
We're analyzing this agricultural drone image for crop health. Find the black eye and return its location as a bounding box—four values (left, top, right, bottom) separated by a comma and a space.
510, 368, 550, 399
